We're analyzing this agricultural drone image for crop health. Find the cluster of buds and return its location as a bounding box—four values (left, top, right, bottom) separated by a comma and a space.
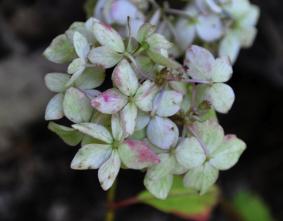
43, 0, 258, 199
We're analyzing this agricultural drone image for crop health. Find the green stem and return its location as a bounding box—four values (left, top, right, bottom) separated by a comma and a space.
105, 181, 117, 221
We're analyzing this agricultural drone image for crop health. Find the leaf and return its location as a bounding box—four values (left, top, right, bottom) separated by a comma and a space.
139, 176, 219, 220
118, 140, 159, 170
48, 122, 83, 146
71, 144, 112, 170
88, 46, 122, 69
233, 191, 274, 221
147, 50, 182, 69
45, 93, 64, 121
98, 150, 121, 190
43, 34, 76, 64
92, 21, 125, 53
112, 59, 139, 96
72, 123, 113, 144
63, 87, 93, 123
146, 117, 179, 150
45, 73, 69, 93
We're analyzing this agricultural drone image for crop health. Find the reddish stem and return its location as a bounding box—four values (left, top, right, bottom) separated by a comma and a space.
110, 197, 139, 209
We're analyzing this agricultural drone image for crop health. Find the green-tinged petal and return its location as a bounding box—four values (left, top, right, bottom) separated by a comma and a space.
72, 123, 113, 144
210, 135, 246, 170
71, 144, 112, 170
147, 117, 179, 150
192, 120, 224, 154
92, 21, 125, 53
45, 73, 70, 93
176, 137, 206, 169
144, 174, 173, 200
63, 87, 93, 123
45, 93, 64, 121
73, 31, 90, 59
211, 58, 233, 83
120, 103, 138, 136
88, 46, 122, 69
43, 34, 76, 64
48, 122, 83, 146
183, 163, 219, 195
135, 111, 150, 131
147, 50, 182, 69
155, 90, 183, 117
65, 68, 85, 88
112, 59, 138, 96
185, 45, 214, 81
147, 33, 173, 52
207, 83, 235, 114
111, 113, 124, 141
98, 150, 121, 190
67, 58, 85, 75
75, 67, 105, 89
91, 89, 128, 114
134, 80, 159, 112
118, 139, 160, 169
137, 23, 156, 43
239, 5, 260, 27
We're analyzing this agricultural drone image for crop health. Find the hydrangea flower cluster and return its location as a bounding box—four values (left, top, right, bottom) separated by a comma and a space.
43, 0, 256, 199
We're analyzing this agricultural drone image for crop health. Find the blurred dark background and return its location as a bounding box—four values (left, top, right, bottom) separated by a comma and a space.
0, 0, 282, 220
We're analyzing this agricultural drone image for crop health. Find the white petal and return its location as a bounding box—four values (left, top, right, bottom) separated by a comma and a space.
183, 163, 219, 194
45, 73, 69, 93
147, 117, 179, 150
120, 103, 138, 136
88, 46, 122, 69
118, 139, 160, 169
98, 150, 121, 190
196, 15, 223, 42
209, 135, 246, 170
154, 90, 183, 117
73, 31, 90, 59
135, 111, 150, 131
211, 57, 233, 83
63, 87, 93, 123
72, 123, 113, 144
219, 33, 241, 64
185, 45, 215, 81
176, 137, 206, 169
111, 113, 124, 141
175, 19, 196, 50
71, 144, 112, 170
112, 59, 138, 96
207, 83, 235, 113
92, 21, 125, 53
91, 89, 128, 114
45, 93, 64, 120
134, 80, 159, 112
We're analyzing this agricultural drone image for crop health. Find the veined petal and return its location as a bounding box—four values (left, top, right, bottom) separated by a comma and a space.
185, 45, 215, 81
147, 117, 179, 150
98, 150, 121, 190
111, 113, 124, 141
72, 123, 113, 144
118, 139, 160, 169
206, 83, 235, 114
71, 144, 112, 170
73, 31, 90, 59
91, 89, 128, 114
196, 15, 223, 42
45, 93, 64, 120
155, 90, 183, 117
88, 46, 122, 69
176, 137, 206, 169
92, 21, 125, 53
183, 163, 219, 195
209, 135, 246, 170
120, 103, 138, 136
112, 59, 138, 96
211, 57, 233, 83
134, 80, 159, 112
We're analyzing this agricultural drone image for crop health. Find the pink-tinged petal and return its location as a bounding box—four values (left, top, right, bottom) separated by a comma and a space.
134, 80, 159, 112
196, 15, 223, 42
112, 59, 138, 96
185, 45, 215, 81
118, 139, 160, 169
120, 103, 138, 136
91, 89, 128, 114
